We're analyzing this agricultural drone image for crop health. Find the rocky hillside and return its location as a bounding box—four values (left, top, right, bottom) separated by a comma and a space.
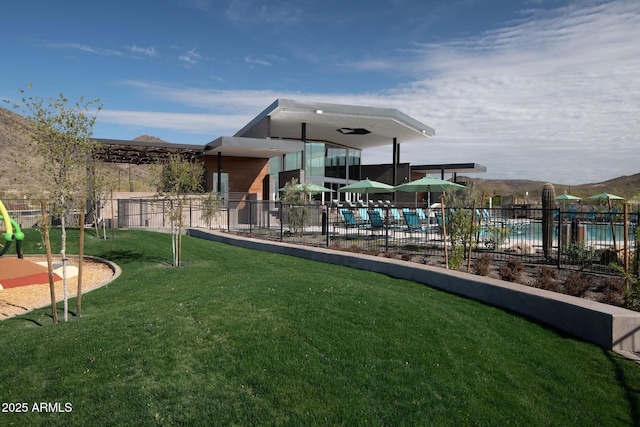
460, 173, 640, 203
0, 107, 155, 194
1, 106, 638, 199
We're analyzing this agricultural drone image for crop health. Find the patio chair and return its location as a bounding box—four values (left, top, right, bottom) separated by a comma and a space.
358, 208, 370, 221
340, 209, 366, 230
390, 208, 403, 223
416, 208, 428, 222
366, 209, 390, 236
403, 210, 424, 233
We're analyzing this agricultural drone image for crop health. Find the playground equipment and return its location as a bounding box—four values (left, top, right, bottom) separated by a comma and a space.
0, 200, 24, 258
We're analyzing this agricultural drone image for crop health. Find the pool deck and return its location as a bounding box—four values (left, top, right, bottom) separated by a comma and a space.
189, 228, 640, 355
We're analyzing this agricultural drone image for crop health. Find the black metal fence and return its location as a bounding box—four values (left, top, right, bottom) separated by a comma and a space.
3, 197, 638, 275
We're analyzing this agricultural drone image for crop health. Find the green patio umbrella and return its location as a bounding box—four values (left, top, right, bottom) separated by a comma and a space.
588, 192, 624, 201
394, 176, 465, 193
556, 192, 581, 208
338, 179, 394, 194
395, 176, 465, 214
556, 193, 581, 201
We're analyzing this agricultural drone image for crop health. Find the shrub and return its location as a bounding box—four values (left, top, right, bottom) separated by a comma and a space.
472, 253, 492, 276
498, 257, 524, 282
533, 267, 560, 292
564, 243, 595, 266
599, 277, 624, 306
563, 272, 594, 297
448, 245, 466, 270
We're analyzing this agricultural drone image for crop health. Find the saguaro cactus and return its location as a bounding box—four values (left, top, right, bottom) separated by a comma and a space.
541, 183, 556, 259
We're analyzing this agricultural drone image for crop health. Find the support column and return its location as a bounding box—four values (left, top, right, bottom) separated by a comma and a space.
301, 123, 307, 174
392, 138, 398, 186
392, 138, 398, 203
217, 152, 222, 193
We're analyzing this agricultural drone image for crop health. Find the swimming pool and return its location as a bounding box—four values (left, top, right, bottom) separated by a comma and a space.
508, 220, 637, 246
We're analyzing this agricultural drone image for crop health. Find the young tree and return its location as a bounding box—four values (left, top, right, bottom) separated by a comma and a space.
9, 87, 102, 321
153, 154, 204, 266
280, 178, 312, 236
86, 160, 120, 238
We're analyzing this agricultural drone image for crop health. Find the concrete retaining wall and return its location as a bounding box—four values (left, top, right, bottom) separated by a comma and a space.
188, 228, 640, 352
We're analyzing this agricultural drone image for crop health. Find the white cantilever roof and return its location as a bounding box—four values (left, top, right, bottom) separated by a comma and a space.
233, 99, 435, 151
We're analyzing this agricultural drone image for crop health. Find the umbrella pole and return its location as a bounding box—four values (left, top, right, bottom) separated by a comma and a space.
441, 193, 448, 269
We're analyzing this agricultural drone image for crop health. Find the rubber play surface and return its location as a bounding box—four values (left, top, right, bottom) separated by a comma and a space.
0, 258, 63, 289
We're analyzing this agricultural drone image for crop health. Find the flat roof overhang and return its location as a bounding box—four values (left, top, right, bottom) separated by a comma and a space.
411, 163, 487, 175
203, 136, 304, 158
235, 99, 435, 150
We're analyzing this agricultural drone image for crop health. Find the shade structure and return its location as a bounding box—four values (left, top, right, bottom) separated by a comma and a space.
279, 182, 333, 193
588, 192, 624, 201
556, 193, 581, 201
394, 176, 465, 193
338, 179, 394, 194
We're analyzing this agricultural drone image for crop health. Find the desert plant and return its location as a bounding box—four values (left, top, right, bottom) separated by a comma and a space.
533, 267, 560, 292
563, 272, 594, 298
472, 253, 493, 276
280, 178, 311, 236
564, 242, 596, 266
611, 226, 640, 311
498, 257, 524, 282
599, 277, 624, 306
483, 223, 510, 249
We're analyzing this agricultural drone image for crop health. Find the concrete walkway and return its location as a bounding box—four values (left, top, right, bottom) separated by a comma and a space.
188, 228, 640, 353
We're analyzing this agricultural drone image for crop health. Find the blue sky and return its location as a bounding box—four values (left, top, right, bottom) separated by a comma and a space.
2, 0, 639, 185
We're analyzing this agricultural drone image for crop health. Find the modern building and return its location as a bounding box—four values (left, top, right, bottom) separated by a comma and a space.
96, 99, 482, 203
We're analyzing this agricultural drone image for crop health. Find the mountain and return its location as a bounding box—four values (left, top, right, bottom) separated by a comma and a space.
1, 106, 638, 199
460, 173, 640, 202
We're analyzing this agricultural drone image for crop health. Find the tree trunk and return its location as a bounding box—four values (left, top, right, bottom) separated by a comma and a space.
77, 200, 85, 317
40, 201, 57, 324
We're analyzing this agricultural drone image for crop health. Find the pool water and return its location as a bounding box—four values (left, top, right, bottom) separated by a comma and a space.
510, 221, 636, 245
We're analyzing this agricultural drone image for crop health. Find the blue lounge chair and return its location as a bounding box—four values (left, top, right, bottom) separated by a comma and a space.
403, 210, 424, 233
340, 209, 366, 229
390, 208, 402, 223
358, 208, 370, 221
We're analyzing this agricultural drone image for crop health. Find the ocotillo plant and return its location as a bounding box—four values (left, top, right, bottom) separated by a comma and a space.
541, 183, 556, 259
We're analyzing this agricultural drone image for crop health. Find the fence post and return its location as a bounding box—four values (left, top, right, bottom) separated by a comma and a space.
279, 202, 283, 241
557, 209, 562, 269
249, 201, 253, 235
325, 206, 330, 247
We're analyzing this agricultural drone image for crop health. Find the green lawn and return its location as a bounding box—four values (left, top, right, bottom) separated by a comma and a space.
1, 228, 639, 426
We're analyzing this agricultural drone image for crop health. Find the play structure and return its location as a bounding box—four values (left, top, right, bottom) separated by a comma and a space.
0, 199, 24, 258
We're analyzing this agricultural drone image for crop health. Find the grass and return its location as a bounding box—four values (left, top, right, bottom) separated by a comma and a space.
1, 228, 639, 425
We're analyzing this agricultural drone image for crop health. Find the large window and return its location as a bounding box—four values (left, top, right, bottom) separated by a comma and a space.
283, 151, 302, 171
306, 142, 325, 178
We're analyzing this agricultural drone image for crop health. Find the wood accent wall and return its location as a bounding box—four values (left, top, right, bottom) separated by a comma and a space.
201, 156, 269, 199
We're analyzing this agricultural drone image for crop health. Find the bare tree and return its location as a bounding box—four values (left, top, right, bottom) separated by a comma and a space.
9, 86, 102, 321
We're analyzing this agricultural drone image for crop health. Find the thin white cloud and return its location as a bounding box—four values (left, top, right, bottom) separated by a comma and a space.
179, 48, 202, 66
245, 56, 272, 67
225, 0, 301, 26
127, 45, 158, 57
98, 109, 249, 137
47, 42, 123, 57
